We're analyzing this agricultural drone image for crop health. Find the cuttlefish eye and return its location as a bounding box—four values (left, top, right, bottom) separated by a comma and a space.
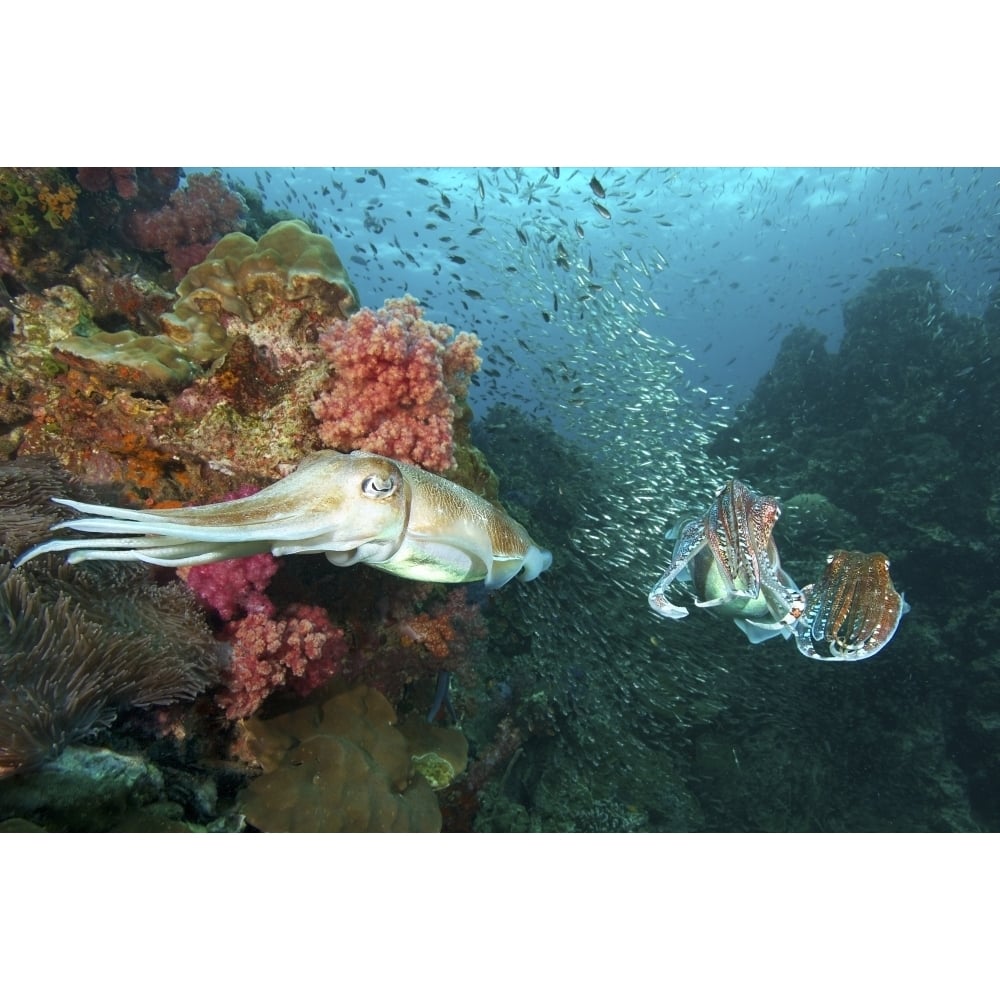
361, 474, 397, 499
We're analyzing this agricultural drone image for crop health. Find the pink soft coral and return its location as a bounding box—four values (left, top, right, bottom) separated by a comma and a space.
173, 484, 348, 718
217, 603, 348, 720
125, 171, 247, 280
180, 552, 280, 622
176, 486, 279, 622
311, 295, 481, 472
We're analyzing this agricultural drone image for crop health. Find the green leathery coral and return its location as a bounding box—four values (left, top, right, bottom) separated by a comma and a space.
13, 284, 197, 395
159, 219, 360, 364
238, 684, 442, 832
53, 328, 199, 394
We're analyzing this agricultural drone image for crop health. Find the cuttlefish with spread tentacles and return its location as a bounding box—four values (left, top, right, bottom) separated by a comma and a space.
15, 450, 553, 590
648, 478, 805, 643
647, 480, 907, 661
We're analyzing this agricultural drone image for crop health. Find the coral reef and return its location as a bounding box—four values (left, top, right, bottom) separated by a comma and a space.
237, 684, 444, 832
0, 168, 85, 289
1, 168, 78, 238
55, 328, 200, 395
172, 495, 354, 719
397, 716, 469, 790
157, 331, 329, 484
0, 501, 219, 779
76, 168, 140, 200
76, 167, 180, 204
180, 546, 279, 623
0, 455, 82, 553
3, 218, 368, 498
0, 168, 543, 831
0, 458, 220, 779
312, 295, 481, 471
71, 251, 175, 338
335, 579, 488, 709
125, 171, 248, 279
0, 746, 167, 831
160, 218, 359, 364
7, 280, 196, 399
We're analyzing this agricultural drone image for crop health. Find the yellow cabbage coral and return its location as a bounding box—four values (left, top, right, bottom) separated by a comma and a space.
398, 716, 469, 790
238, 685, 443, 833
160, 219, 360, 364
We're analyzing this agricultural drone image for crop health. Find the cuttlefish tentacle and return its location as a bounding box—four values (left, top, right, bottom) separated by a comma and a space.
15, 450, 552, 590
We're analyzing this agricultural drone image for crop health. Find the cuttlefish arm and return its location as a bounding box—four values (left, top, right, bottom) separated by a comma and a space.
647, 517, 706, 619
648, 479, 804, 633
15, 450, 552, 590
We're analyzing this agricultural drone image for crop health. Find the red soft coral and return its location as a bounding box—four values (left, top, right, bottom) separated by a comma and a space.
125, 171, 247, 280
76, 167, 139, 199
180, 552, 280, 623
311, 295, 481, 472
216, 603, 348, 720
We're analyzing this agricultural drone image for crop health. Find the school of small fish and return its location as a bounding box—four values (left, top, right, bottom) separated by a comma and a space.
213, 166, 999, 677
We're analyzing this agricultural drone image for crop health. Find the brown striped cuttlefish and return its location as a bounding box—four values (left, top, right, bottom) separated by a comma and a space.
15, 450, 552, 590
795, 550, 908, 661
648, 480, 907, 661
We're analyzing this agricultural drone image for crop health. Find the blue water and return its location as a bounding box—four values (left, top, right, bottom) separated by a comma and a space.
5, 165, 998, 834
211, 166, 1000, 404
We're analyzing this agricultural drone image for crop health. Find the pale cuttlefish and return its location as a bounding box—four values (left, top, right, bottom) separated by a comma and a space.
795, 549, 908, 661
14, 450, 553, 590
647, 479, 805, 644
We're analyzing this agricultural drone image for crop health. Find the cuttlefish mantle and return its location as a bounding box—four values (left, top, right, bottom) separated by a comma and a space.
15, 450, 553, 590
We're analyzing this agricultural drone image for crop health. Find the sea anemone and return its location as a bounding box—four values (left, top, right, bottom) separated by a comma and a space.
0, 458, 220, 777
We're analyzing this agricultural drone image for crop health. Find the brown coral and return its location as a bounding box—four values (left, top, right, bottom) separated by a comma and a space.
160, 219, 360, 364
0, 564, 219, 778
237, 684, 442, 832
157, 333, 328, 483
72, 251, 175, 338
